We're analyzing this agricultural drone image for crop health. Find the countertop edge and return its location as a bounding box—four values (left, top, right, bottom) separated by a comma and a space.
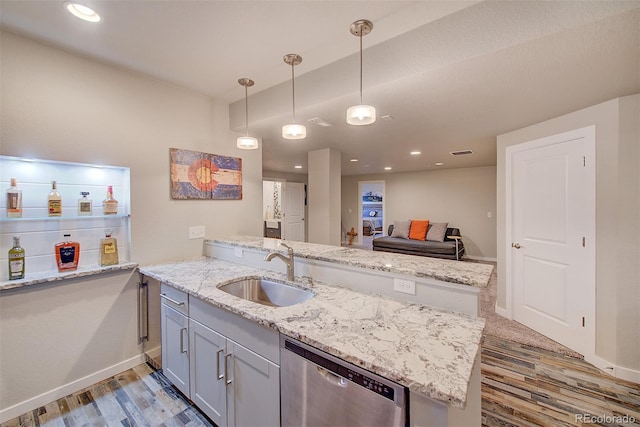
1, 262, 139, 291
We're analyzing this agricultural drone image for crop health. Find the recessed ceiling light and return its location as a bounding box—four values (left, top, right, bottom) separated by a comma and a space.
350, 159, 358, 162
294, 165, 302, 169
64, 2, 101, 22
434, 162, 444, 166
410, 151, 421, 155
384, 166, 392, 170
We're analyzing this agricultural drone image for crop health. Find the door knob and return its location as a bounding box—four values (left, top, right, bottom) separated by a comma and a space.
512, 243, 522, 249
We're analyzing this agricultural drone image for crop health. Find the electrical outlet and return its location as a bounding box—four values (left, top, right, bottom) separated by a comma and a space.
394, 278, 416, 295
234, 247, 243, 258
188, 226, 205, 239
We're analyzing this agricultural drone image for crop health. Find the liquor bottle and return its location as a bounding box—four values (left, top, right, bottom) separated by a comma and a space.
78, 192, 92, 216
6, 178, 23, 218
48, 181, 62, 217
102, 185, 118, 215
55, 234, 80, 272
100, 229, 119, 267
8, 236, 25, 280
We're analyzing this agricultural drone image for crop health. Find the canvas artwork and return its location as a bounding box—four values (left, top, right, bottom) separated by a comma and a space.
170, 148, 243, 200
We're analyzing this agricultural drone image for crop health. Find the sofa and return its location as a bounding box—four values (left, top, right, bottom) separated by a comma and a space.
373, 223, 465, 260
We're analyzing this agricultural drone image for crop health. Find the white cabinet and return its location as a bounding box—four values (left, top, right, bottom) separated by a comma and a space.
227, 340, 280, 427
160, 284, 190, 396
161, 304, 190, 396
189, 319, 280, 427
189, 319, 226, 425
160, 284, 281, 427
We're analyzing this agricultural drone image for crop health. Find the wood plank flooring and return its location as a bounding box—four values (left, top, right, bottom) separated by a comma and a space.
481, 335, 640, 427
2, 336, 638, 426
0, 364, 213, 427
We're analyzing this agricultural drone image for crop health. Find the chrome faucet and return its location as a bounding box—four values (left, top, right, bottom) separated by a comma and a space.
264, 243, 295, 281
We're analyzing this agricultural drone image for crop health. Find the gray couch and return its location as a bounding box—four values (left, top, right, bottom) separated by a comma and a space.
372, 224, 465, 260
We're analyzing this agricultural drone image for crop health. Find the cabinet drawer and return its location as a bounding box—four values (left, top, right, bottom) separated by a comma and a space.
190, 296, 279, 365
160, 283, 189, 315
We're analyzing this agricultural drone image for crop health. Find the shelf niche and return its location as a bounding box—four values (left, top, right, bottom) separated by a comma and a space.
0, 155, 131, 279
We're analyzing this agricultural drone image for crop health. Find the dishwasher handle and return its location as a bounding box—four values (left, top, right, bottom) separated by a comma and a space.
317, 366, 347, 387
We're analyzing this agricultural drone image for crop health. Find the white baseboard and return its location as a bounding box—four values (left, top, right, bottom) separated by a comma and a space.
587, 354, 640, 384
466, 255, 497, 263
0, 354, 145, 424
494, 302, 510, 319
614, 364, 640, 384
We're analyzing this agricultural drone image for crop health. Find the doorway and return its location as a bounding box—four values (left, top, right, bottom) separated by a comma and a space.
358, 180, 385, 245
262, 180, 306, 242
506, 126, 595, 357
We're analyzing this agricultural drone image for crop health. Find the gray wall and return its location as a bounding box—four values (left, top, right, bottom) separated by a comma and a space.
342, 166, 497, 260
0, 30, 263, 415
496, 95, 640, 375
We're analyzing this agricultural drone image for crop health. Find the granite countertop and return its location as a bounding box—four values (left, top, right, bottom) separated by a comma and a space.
0, 262, 139, 291
206, 236, 493, 287
140, 257, 485, 409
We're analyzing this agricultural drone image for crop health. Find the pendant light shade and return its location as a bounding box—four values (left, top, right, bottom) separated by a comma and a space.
347, 19, 376, 126
282, 54, 306, 140
346, 105, 376, 126
282, 123, 306, 139
236, 78, 259, 150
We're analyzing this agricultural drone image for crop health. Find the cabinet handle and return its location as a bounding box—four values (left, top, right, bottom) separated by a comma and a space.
160, 293, 185, 306
180, 328, 188, 354
216, 349, 224, 380
137, 279, 149, 344
225, 353, 233, 386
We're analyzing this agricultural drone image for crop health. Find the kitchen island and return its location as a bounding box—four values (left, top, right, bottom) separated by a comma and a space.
141, 238, 490, 426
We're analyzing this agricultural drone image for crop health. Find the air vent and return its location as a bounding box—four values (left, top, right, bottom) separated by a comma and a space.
450, 150, 474, 156
307, 117, 334, 127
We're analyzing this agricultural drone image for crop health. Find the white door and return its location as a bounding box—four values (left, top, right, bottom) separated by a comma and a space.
189, 319, 226, 427
161, 304, 190, 397
508, 126, 595, 356
283, 182, 305, 242
227, 340, 280, 427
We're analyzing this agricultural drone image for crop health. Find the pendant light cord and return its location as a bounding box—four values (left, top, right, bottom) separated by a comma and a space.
244, 84, 249, 137
359, 30, 363, 104
291, 62, 296, 121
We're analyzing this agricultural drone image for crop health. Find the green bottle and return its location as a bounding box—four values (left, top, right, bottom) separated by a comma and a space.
8, 236, 25, 280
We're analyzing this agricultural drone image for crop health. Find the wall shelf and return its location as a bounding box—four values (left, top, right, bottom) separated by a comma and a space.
0, 262, 138, 292
1, 155, 132, 280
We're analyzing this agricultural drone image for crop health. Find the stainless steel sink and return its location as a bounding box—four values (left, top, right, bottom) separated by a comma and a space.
218, 278, 313, 307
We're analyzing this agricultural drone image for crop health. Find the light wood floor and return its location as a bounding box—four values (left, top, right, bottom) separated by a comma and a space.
0, 364, 213, 427
3, 336, 638, 427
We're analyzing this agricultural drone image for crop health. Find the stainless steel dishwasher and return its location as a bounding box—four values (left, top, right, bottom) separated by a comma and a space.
280, 335, 408, 427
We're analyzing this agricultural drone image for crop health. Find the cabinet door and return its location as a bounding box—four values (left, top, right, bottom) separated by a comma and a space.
189, 319, 227, 427
227, 340, 280, 427
161, 303, 190, 397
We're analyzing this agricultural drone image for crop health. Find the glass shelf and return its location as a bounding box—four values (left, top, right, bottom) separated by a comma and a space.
0, 214, 130, 222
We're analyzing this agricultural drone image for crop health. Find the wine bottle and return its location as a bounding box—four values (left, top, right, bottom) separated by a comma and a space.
100, 229, 119, 266
102, 185, 118, 215
6, 178, 22, 218
78, 192, 92, 216
48, 181, 62, 217
55, 234, 80, 272
8, 236, 25, 280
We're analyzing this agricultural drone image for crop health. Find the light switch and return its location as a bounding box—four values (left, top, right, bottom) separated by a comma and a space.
188, 226, 205, 239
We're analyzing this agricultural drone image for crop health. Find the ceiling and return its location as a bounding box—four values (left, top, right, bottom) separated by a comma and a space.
2, 1, 639, 176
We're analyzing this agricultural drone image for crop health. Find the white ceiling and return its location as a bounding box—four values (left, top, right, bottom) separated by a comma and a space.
2, 1, 639, 176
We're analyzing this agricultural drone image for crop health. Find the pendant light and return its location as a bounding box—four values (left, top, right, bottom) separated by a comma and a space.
236, 78, 259, 150
282, 54, 306, 140
346, 19, 376, 126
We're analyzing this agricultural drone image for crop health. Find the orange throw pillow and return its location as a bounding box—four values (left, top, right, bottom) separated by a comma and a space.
409, 220, 429, 240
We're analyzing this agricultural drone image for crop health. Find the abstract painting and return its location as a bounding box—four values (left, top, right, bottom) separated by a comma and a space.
170, 148, 243, 200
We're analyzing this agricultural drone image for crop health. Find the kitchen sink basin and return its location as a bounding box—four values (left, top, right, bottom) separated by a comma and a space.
218, 278, 313, 307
